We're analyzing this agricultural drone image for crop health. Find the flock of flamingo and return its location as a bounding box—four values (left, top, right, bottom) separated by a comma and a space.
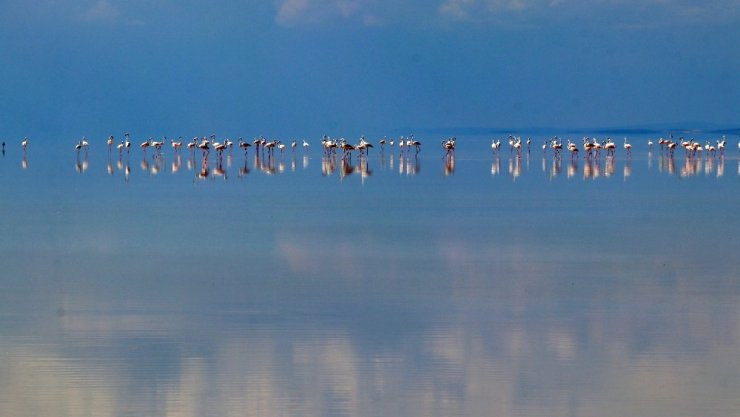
489, 134, 734, 160
3, 132, 737, 180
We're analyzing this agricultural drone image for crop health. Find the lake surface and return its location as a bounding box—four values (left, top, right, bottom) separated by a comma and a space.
1, 133, 738, 417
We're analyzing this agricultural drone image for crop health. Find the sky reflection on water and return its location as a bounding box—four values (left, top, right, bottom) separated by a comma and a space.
0, 134, 738, 417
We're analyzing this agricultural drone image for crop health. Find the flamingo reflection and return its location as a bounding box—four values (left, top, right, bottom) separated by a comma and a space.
75, 153, 88, 174
239, 155, 250, 178
491, 156, 501, 176
547, 156, 559, 180
623, 159, 631, 181
444, 153, 455, 176
171, 154, 181, 174
509, 157, 522, 180
567, 158, 578, 179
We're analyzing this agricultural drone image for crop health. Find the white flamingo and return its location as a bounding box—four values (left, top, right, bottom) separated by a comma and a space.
623, 137, 632, 157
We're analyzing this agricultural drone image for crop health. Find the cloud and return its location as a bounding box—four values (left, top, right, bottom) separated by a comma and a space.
274, 0, 409, 26
80, 0, 119, 22
436, 0, 740, 27
438, 0, 476, 19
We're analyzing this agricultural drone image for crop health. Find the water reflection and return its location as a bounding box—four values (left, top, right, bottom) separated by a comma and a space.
75, 154, 88, 174
1, 243, 737, 417
1, 135, 739, 417
398, 156, 421, 176
444, 154, 455, 176
623, 158, 632, 180
19, 137, 740, 183
171, 154, 181, 174
238, 155, 250, 178
491, 156, 501, 176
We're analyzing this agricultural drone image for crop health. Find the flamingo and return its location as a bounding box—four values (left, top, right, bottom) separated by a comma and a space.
198, 137, 210, 156
604, 138, 616, 157
150, 138, 165, 154
717, 137, 726, 156
551, 138, 562, 158
124, 133, 131, 153
253, 137, 264, 153
623, 137, 632, 157
171, 137, 183, 152
213, 140, 227, 158
302, 139, 310, 152
583, 138, 595, 159
647, 138, 653, 151
263, 139, 277, 157
592, 138, 602, 158
705, 141, 716, 158
379, 136, 386, 150
409, 136, 421, 155
567, 139, 579, 160
666, 139, 677, 157
442, 137, 456, 156
513, 137, 522, 157
107, 135, 114, 153
140, 138, 151, 153
340, 140, 355, 160
238, 138, 251, 154
658, 137, 667, 152
21, 137, 29, 151
187, 137, 198, 152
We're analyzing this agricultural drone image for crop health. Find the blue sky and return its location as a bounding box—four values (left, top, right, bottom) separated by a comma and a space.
0, 0, 738, 140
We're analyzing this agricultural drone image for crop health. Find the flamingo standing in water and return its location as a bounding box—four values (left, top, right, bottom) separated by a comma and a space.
277, 141, 287, 156
124, 133, 131, 154
212, 139, 227, 158
21, 137, 29, 152
623, 137, 632, 157
567, 139, 579, 160
604, 138, 616, 156
187, 137, 198, 153
666, 139, 677, 157
302, 139, 310, 152
171, 137, 183, 152
198, 137, 210, 156
550, 138, 562, 158
491, 139, 498, 154
442, 137, 456, 156
409, 136, 422, 155
238, 138, 251, 154
107, 135, 114, 153
717, 137, 726, 156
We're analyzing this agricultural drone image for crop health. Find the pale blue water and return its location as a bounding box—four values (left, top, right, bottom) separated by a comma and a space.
1, 133, 738, 417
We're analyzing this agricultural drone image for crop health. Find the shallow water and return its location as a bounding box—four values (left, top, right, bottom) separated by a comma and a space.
1, 134, 739, 417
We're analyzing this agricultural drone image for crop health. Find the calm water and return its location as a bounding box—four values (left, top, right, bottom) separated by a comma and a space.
1, 134, 739, 417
